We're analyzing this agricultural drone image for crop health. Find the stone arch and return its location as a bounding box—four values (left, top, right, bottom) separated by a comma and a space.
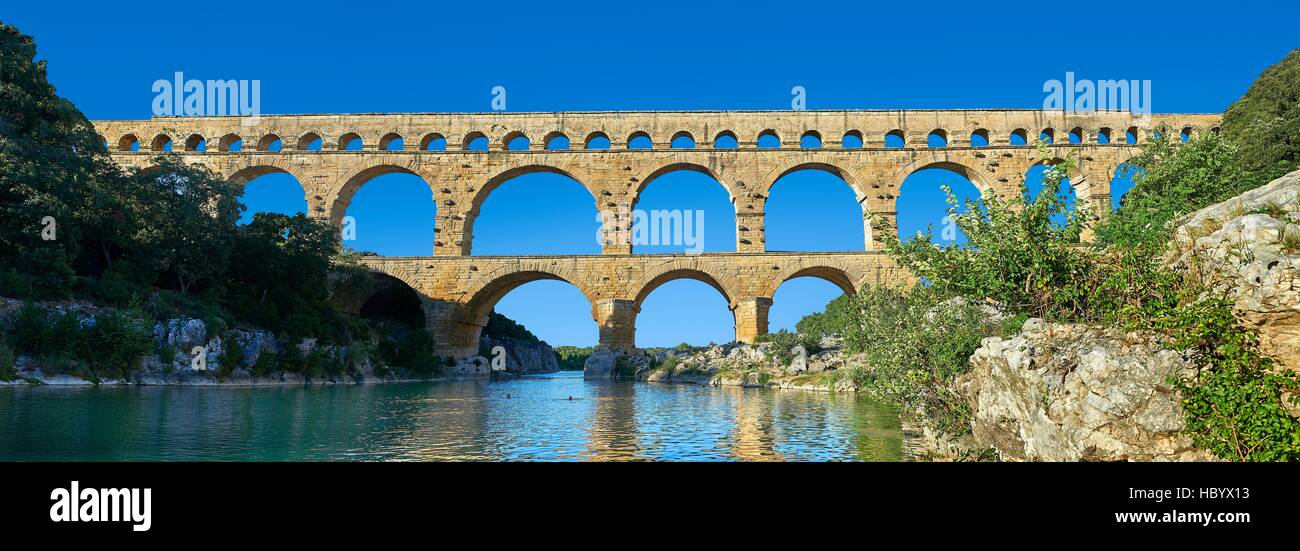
462, 263, 597, 327
712, 130, 739, 148
337, 132, 363, 150
627, 130, 652, 149
256, 134, 282, 151
468, 163, 598, 220
225, 159, 310, 187
217, 133, 243, 152
631, 161, 735, 206
117, 133, 140, 152
184, 134, 206, 151
419, 132, 446, 150
631, 266, 736, 310
463, 131, 488, 150
670, 130, 696, 148
379, 132, 404, 151
584, 131, 611, 149
760, 160, 866, 203
891, 155, 993, 195
501, 130, 530, 150
330, 157, 435, 225
150, 133, 173, 152
970, 128, 990, 147
756, 129, 781, 148
297, 132, 323, 150
762, 262, 860, 299
543, 131, 569, 150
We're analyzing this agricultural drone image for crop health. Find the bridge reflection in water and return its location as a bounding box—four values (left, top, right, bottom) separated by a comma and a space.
0, 374, 903, 461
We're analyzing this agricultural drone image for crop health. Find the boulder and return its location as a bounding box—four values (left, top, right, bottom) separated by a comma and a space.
959, 319, 1215, 462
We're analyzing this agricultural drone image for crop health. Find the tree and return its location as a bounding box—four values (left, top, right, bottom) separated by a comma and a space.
1221, 49, 1300, 184
0, 23, 127, 297
130, 156, 242, 294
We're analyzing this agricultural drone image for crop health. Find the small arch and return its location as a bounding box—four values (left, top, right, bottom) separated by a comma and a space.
970, 129, 990, 148
756, 129, 781, 149
627, 131, 653, 149
184, 134, 207, 152
504, 132, 531, 151
118, 134, 140, 152
800, 131, 822, 149
297, 132, 323, 151
584, 131, 611, 150
420, 133, 447, 151
544, 131, 570, 150
379, 133, 404, 151
338, 132, 363, 151
927, 129, 948, 148
1039, 128, 1055, 145
151, 134, 173, 152
217, 133, 243, 152
464, 269, 595, 329
713, 130, 738, 148
670, 131, 696, 149
884, 129, 905, 149
842, 130, 864, 148
257, 134, 282, 152
1180, 126, 1193, 143
1097, 127, 1112, 145
464, 131, 489, 151
1068, 127, 1084, 144
1010, 128, 1028, 146
1125, 126, 1139, 144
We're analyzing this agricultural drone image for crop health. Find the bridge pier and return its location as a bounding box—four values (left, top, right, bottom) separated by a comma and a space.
594, 299, 638, 353
733, 297, 772, 344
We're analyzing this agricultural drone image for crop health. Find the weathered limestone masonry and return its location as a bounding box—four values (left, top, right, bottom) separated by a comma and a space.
93, 110, 1220, 359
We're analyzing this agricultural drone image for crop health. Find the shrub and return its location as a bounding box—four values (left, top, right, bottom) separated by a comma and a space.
76, 309, 153, 379
0, 343, 15, 380
838, 287, 1006, 435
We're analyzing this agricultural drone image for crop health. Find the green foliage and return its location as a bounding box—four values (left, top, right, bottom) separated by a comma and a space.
483, 310, 542, 344
77, 309, 153, 379
837, 287, 1005, 435
1096, 132, 1248, 250
554, 345, 593, 371
876, 144, 1092, 319
8, 303, 151, 380
1221, 49, 1300, 185
377, 327, 443, 378
1164, 299, 1300, 461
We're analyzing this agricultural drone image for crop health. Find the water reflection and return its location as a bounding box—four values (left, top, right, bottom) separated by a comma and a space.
0, 373, 901, 461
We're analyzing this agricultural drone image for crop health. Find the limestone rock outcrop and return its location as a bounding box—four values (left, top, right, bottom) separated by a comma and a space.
959, 319, 1214, 462
1169, 168, 1300, 372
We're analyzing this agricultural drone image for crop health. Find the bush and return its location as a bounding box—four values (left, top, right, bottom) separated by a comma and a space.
1221, 49, 1300, 185
836, 287, 1007, 435
76, 309, 153, 379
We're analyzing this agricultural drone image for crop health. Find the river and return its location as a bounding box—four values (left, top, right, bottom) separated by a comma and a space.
0, 372, 903, 461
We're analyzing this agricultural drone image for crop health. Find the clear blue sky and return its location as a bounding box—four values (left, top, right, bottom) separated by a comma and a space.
7, 2, 1296, 347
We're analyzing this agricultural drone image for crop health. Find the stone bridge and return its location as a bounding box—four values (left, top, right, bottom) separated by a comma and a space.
93, 110, 1219, 357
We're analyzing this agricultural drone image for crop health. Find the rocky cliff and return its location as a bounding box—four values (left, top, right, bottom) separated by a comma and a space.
960, 319, 1214, 461
1169, 168, 1300, 372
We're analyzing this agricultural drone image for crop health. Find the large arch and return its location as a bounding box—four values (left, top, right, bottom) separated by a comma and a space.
632, 267, 737, 347
629, 162, 738, 253
329, 159, 435, 225
462, 266, 597, 328
469, 164, 602, 256
230, 164, 311, 224
762, 162, 868, 251
894, 159, 987, 243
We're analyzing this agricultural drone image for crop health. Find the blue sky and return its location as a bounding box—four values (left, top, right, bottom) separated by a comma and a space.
7, 2, 1296, 347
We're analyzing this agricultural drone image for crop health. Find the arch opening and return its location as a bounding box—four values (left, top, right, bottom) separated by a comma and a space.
635, 273, 734, 347
766, 165, 864, 252
896, 164, 984, 245
338, 132, 363, 151
800, 131, 822, 149
584, 132, 611, 150
842, 130, 864, 148
421, 133, 447, 151
298, 133, 323, 151
927, 130, 948, 148
769, 274, 853, 334
257, 134, 282, 152
471, 167, 600, 256
713, 131, 738, 148
970, 129, 990, 148
631, 164, 736, 254
884, 129, 905, 149
756, 130, 781, 149
671, 132, 696, 149
380, 133, 404, 151
336, 166, 436, 256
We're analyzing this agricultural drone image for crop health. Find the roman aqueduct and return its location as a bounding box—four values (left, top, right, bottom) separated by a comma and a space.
93, 110, 1220, 358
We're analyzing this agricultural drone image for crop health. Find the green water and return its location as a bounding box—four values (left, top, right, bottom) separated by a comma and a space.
0, 372, 903, 461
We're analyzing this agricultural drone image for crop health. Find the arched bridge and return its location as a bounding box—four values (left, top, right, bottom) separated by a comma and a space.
94, 109, 1220, 358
